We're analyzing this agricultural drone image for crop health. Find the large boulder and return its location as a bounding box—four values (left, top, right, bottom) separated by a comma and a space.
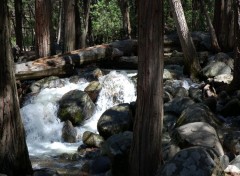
156, 147, 224, 176
172, 122, 224, 156
97, 103, 133, 139
202, 61, 231, 78
176, 103, 221, 128
164, 97, 195, 115
101, 131, 132, 176
57, 89, 95, 126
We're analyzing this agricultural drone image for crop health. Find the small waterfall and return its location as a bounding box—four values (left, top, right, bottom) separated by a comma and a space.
20, 71, 136, 157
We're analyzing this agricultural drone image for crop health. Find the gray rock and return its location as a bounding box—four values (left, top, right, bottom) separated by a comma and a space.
156, 147, 224, 176
90, 156, 111, 175
225, 155, 240, 174
164, 97, 195, 115
223, 131, 240, 155
84, 81, 102, 103
97, 103, 133, 139
172, 122, 224, 156
173, 87, 188, 97
202, 61, 231, 77
176, 103, 220, 128
82, 131, 104, 148
188, 87, 203, 103
62, 120, 77, 143
57, 89, 95, 126
101, 131, 132, 176
33, 168, 60, 176
30, 76, 65, 93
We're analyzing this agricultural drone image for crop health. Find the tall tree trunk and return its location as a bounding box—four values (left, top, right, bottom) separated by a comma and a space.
0, 0, 33, 175
75, 0, 81, 49
129, 1, 163, 176
63, 0, 76, 52
169, 0, 201, 80
213, 0, 234, 52
14, 0, 23, 51
118, 0, 131, 39
200, 0, 221, 53
35, 0, 52, 58
229, 0, 240, 92
81, 0, 91, 48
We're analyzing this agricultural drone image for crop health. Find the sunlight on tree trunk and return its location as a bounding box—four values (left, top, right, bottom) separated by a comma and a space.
169, 0, 201, 80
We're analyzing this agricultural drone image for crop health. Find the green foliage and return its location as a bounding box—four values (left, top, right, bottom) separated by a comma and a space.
91, 0, 121, 44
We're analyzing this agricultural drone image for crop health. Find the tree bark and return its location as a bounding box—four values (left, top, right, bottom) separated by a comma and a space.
229, 0, 240, 91
14, 0, 23, 51
169, 0, 201, 80
81, 0, 91, 48
63, 0, 76, 52
118, 0, 131, 39
35, 0, 53, 58
213, 0, 234, 52
129, 1, 163, 176
0, 0, 33, 175
15, 42, 126, 80
200, 0, 221, 53
75, 0, 81, 49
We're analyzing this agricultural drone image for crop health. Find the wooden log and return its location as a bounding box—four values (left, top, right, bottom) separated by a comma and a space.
15, 43, 123, 80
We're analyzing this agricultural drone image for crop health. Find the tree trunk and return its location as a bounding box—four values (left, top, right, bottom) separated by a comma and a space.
63, 0, 76, 52
118, 0, 131, 39
129, 1, 163, 176
229, 0, 240, 91
213, 0, 234, 52
75, 0, 81, 49
14, 0, 23, 51
169, 0, 201, 80
0, 0, 33, 175
35, 0, 52, 58
200, 0, 221, 53
80, 0, 91, 48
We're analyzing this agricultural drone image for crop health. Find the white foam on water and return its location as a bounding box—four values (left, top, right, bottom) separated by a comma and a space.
21, 71, 136, 157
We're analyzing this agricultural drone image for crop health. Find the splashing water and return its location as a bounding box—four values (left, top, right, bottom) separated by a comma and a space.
20, 71, 136, 156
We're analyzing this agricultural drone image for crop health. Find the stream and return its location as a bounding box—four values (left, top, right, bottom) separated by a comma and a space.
20, 70, 137, 174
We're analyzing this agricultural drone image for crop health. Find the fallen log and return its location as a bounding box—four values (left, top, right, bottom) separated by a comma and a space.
15, 42, 127, 80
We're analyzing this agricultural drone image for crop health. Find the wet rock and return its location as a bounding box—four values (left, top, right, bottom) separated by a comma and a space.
33, 168, 60, 176
30, 76, 65, 93
101, 131, 132, 176
176, 103, 220, 128
173, 87, 188, 97
203, 97, 217, 112
172, 122, 224, 156
82, 131, 104, 148
97, 103, 133, 139
163, 90, 173, 103
83, 68, 103, 81
156, 147, 224, 176
214, 52, 233, 70
188, 87, 203, 102
84, 81, 102, 103
90, 156, 111, 175
57, 89, 95, 126
223, 131, 240, 155
162, 143, 181, 162
62, 120, 77, 143
164, 97, 195, 115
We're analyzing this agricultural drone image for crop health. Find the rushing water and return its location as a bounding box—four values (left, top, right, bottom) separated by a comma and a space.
20, 70, 137, 158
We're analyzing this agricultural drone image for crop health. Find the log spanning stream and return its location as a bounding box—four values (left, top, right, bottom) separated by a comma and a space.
20, 70, 137, 171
